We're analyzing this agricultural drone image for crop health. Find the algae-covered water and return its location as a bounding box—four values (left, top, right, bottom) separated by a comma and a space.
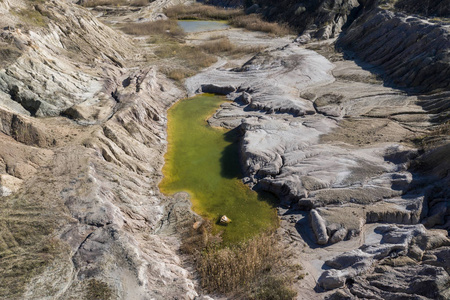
160, 94, 278, 244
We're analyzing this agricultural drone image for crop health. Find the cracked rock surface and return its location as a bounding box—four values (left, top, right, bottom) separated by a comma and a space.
0, 0, 449, 299
185, 6, 449, 297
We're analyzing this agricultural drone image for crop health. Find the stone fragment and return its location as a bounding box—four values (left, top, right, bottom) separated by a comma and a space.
330, 227, 348, 244
310, 209, 328, 245
220, 215, 231, 224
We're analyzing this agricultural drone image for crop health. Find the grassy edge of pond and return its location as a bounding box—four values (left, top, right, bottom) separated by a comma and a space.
164, 4, 294, 36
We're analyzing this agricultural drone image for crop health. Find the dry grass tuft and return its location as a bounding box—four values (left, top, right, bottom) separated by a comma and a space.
0, 194, 63, 298
160, 67, 194, 81
164, 4, 243, 20
154, 37, 264, 81
181, 221, 298, 299
201, 37, 235, 53
154, 43, 217, 81
154, 43, 217, 68
200, 37, 265, 57
86, 279, 113, 300
80, 0, 151, 7
121, 19, 185, 39
164, 4, 292, 36
230, 14, 292, 36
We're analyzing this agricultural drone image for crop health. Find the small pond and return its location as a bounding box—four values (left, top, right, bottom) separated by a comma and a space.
159, 94, 278, 244
177, 20, 230, 33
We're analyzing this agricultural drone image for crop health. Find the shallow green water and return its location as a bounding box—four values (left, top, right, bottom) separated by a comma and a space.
177, 20, 230, 33
160, 94, 278, 244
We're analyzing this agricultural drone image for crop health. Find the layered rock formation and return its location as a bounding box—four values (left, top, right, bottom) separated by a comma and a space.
0, 0, 197, 299
337, 8, 450, 92
323, 225, 450, 299
0, 0, 449, 299
186, 2, 449, 297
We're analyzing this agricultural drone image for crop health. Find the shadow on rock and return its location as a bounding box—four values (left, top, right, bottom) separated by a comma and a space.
219, 127, 242, 179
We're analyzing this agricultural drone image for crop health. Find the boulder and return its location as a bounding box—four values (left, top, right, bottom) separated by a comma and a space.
330, 227, 348, 244
220, 215, 231, 224
310, 209, 329, 245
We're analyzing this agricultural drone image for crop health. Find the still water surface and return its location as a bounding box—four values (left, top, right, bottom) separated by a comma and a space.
159, 94, 278, 243
177, 20, 230, 33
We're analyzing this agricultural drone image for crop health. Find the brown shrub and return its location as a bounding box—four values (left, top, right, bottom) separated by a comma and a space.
200, 37, 264, 57
230, 14, 292, 36
197, 234, 281, 293
201, 37, 235, 53
161, 67, 194, 81
164, 3, 243, 20
86, 279, 113, 300
155, 43, 217, 81
181, 222, 298, 299
80, 0, 151, 7
120, 19, 185, 39
155, 43, 216, 69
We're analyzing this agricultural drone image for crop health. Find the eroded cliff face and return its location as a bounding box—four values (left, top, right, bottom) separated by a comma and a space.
185, 1, 450, 298
337, 8, 450, 92
0, 1, 197, 299
0, 0, 449, 299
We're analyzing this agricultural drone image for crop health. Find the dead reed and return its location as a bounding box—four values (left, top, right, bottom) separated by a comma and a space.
181, 221, 298, 299
165, 4, 292, 36
121, 19, 185, 39
229, 14, 292, 36
80, 0, 151, 7
164, 4, 244, 20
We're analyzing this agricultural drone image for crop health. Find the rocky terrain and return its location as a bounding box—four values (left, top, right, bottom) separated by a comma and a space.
186, 1, 450, 299
0, 0, 449, 299
0, 0, 198, 299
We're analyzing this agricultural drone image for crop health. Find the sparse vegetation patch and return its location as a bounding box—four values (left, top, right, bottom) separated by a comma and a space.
181, 222, 299, 299
0, 194, 63, 299
164, 4, 244, 20
79, 0, 152, 7
229, 14, 292, 36
86, 279, 113, 300
121, 19, 185, 40
165, 4, 292, 36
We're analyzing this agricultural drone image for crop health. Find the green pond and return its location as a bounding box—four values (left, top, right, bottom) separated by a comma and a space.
160, 94, 278, 244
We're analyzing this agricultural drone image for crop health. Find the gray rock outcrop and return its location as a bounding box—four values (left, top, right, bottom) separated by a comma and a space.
249, 0, 362, 40
337, 8, 450, 92
0, 1, 197, 299
185, 4, 449, 296
310, 209, 329, 245
323, 225, 450, 299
